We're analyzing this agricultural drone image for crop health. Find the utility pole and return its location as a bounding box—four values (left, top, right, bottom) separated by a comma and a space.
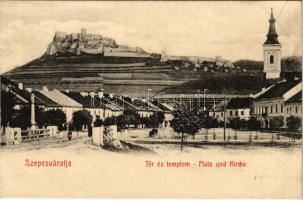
223, 96, 226, 141
197, 90, 200, 110
148, 89, 152, 111
203, 89, 207, 111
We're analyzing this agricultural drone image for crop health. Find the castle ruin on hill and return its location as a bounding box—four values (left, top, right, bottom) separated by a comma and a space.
46, 28, 146, 56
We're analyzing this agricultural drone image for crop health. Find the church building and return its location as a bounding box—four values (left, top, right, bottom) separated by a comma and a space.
263, 8, 281, 80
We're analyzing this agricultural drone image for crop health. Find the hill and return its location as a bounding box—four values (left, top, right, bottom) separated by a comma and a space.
233, 56, 302, 72
160, 73, 265, 95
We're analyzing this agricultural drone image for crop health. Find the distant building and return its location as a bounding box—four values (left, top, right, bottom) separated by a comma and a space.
284, 91, 302, 119
39, 89, 83, 122
252, 79, 301, 128
225, 97, 252, 120
208, 103, 224, 122
263, 8, 281, 80
62, 91, 123, 121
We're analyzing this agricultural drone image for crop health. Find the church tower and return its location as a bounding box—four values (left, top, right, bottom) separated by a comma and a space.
263, 8, 281, 80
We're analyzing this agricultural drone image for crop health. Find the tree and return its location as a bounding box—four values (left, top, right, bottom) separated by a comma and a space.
72, 110, 93, 131
10, 106, 31, 130
43, 109, 66, 130
230, 117, 240, 140
93, 115, 103, 127
287, 116, 301, 142
204, 116, 213, 140
118, 109, 141, 128
104, 116, 116, 126
269, 116, 284, 130
248, 117, 261, 140
207, 117, 218, 139
10, 105, 45, 130
1, 91, 16, 129
170, 110, 201, 151
248, 117, 261, 132
146, 112, 165, 129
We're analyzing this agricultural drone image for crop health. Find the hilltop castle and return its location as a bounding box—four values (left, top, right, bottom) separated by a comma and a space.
46, 28, 146, 56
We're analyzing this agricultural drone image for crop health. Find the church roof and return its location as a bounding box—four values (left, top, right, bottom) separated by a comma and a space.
256, 79, 301, 100
264, 8, 280, 45
285, 91, 302, 104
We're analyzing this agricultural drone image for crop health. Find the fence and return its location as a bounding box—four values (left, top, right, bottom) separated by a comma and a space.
21, 129, 50, 142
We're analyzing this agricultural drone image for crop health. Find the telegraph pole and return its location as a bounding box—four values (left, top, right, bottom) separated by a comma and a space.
223, 96, 226, 141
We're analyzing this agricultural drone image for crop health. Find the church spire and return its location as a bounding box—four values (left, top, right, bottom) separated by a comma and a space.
264, 8, 280, 45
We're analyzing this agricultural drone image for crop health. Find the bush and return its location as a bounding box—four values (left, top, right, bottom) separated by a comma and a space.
248, 117, 261, 131
287, 116, 301, 132
230, 117, 240, 130
43, 109, 66, 130
104, 116, 116, 126
72, 110, 93, 131
269, 116, 284, 130
145, 112, 165, 128
93, 115, 103, 127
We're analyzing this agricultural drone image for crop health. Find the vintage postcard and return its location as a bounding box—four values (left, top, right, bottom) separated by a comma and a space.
0, 1, 302, 198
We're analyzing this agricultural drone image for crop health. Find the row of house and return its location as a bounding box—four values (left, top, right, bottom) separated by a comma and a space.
209, 78, 302, 128
1, 76, 174, 128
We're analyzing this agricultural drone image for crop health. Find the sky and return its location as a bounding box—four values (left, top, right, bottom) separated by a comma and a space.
0, 1, 301, 73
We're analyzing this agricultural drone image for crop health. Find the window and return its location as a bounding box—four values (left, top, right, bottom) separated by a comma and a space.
259, 106, 261, 114
241, 111, 244, 116
230, 111, 233, 116
235, 111, 238, 116
287, 107, 289, 114
270, 106, 273, 114
290, 107, 292, 114
295, 106, 298, 114
270, 55, 274, 64
221, 113, 223, 117
281, 105, 283, 113
275, 105, 278, 113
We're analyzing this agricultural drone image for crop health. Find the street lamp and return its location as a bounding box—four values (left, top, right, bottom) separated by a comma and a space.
203, 89, 207, 111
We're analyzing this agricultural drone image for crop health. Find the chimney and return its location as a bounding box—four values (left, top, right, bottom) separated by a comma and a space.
42, 86, 48, 92
89, 92, 96, 98
98, 91, 104, 98
18, 82, 23, 90
26, 88, 32, 93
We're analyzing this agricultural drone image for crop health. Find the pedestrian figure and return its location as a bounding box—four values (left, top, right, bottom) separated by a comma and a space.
68, 124, 72, 140
68, 130, 72, 140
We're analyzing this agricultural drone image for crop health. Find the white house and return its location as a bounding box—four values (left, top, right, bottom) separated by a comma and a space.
225, 97, 252, 120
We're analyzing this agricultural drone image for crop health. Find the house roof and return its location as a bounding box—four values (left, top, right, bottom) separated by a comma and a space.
226, 97, 252, 109
256, 80, 301, 100
285, 91, 302, 104
40, 89, 82, 108
1, 75, 17, 87
105, 95, 141, 111
62, 91, 92, 108
8, 87, 49, 106
33, 91, 61, 107
152, 101, 174, 112
209, 102, 225, 112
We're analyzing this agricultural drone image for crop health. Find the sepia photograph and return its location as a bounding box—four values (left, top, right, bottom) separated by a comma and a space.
0, 1, 302, 198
